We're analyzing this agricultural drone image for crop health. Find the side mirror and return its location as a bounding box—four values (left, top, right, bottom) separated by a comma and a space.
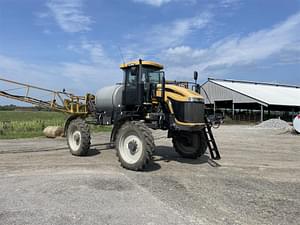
194, 71, 198, 83
195, 84, 200, 93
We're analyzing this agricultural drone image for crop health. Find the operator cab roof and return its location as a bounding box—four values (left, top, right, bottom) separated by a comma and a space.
120, 60, 164, 70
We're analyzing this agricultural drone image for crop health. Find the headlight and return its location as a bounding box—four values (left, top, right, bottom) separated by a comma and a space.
188, 97, 204, 102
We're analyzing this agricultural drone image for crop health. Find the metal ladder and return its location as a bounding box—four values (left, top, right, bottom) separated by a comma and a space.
204, 120, 221, 160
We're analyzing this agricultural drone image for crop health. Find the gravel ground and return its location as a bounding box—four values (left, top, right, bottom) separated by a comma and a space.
0, 125, 299, 225
256, 118, 292, 129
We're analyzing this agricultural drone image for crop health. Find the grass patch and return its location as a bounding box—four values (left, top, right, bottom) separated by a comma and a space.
0, 111, 111, 139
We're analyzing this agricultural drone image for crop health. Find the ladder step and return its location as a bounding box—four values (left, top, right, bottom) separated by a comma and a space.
204, 121, 221, 160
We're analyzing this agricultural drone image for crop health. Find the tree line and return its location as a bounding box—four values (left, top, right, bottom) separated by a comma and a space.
0, 105, 48, 111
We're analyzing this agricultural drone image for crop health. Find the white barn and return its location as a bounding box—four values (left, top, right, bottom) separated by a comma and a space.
201, 78, 300, 122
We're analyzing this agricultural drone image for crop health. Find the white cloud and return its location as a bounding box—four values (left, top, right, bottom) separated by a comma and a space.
162, 11, 300, 79
67, 40, 116, 66
63, 40, 120, 91
63, 40, 121, 90
132, 0, 238, 7
124, 12, 213, 59
46, 0, 92, 33
219, 0, 240, 8
132, 0, 197, 7
153, 13, 212, 47
35, 12, 50, 19
132, 0, 172, 7
0, 54, 60, 87
0, 40, 120, 96
43, 29, 52, 35
0, 54, 96, 105
0, 54, 74, 106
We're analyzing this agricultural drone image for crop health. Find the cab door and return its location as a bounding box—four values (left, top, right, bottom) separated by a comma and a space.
123, 67, 144, 106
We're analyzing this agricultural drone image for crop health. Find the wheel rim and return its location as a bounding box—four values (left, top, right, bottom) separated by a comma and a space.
119, 133, 143, 164
68, 130, 82, 151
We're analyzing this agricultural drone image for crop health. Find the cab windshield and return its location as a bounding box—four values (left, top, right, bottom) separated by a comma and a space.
142, 68, 163, 84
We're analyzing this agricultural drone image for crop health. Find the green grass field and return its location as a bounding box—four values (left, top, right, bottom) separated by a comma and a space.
0, 111, 111, 139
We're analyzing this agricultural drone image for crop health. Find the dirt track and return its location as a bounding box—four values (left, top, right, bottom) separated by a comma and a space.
0, 126, 299, 225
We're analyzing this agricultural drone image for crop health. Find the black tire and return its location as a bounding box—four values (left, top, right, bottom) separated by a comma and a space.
67, 118, 91, 156
172, 130, 207, 159
115, 121, 155, 171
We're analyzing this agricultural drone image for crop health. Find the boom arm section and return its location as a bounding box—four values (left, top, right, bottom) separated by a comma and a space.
0, 77, 95, 115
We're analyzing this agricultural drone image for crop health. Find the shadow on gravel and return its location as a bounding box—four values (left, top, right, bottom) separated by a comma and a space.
85, 148, 101, 157
143, 162, 162, 172
154, 146, 221, 168
85, 143, 115, 157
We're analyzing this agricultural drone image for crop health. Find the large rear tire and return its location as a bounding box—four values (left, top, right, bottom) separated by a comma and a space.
116, 121, 155, 171
172, 130, 207, 159
67, 118, 91, 156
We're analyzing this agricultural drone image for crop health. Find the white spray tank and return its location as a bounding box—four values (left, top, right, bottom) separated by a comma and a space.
293, 114, 300, 133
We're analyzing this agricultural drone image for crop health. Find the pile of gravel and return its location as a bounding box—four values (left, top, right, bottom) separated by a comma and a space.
256, 118, 291, 129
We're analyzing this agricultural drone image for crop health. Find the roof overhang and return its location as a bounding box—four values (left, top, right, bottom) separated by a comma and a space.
208, 80, 269, 107
205, 78, 300, 107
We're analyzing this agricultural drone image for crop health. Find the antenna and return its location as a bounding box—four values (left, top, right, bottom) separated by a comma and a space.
118, 46, 125, 65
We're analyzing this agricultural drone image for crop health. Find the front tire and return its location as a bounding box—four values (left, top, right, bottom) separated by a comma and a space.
116, 121, 155, 171
67, 118, 91, 156
172, 130, 207, 159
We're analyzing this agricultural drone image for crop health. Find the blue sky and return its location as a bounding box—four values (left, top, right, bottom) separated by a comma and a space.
0, 0, 300, 98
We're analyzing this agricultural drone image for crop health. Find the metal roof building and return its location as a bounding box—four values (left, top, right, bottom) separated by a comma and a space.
201, 78, 300, 121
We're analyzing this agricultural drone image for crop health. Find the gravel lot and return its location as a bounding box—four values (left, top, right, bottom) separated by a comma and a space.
0, 126, 299, 225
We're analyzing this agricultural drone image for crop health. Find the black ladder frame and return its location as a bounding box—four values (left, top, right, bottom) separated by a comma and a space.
204, 119, 221, 160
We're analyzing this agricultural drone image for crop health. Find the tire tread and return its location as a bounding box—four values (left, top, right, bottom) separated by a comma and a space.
116, 121, 155, 171
172, 130, 207, 159
67, 118, 90, 156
